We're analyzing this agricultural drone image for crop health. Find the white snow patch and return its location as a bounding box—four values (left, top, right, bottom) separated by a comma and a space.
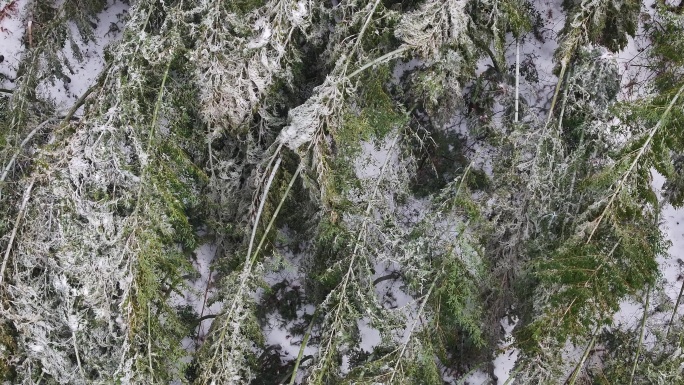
192, 242, 222, 339
355, 136, 398, 180
357, 317, 382, 352
616, 171, 684, 334
0, 0, 27, 90
260, 242, 318, 364
449, 115, 493, 176
459, 369, 490, 385
373, 260, 414, 310
654, 170, 684, 316
615, 0, 656, 100
340, 354, 350, 374
170, 241, 222, 353
262, 246, 304, 287
290, 1, 308, 26
247, 18, 272, 50
278, 101, 328, 150
492, 315, 519, 385
614, 298, 644, 330
392, 58, 422, 83
263, 305, 317, 361
36, 0, 128, 113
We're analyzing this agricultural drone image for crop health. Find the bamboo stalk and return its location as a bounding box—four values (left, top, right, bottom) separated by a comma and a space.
630, 285, 650, 385
246, 157, 282, 264
206, 156, 283, 367
343, 0, 384, 74
544, 59, 568, 130
348, 46, 410, 79
566, 330, 597, 385
72, 330, 86, 381
288, 308, 318, 385
514, 39, 520, 123
252, 163, 303, 261
299, 134, 402, 383
666, 279, 684, 339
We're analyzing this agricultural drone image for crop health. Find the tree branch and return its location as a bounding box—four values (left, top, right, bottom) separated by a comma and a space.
0, 119, 55, 199
0, 179, 35, 287
588, 83, 684, 242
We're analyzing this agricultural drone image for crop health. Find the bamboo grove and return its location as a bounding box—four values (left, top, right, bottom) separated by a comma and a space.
0, 0, 683, 383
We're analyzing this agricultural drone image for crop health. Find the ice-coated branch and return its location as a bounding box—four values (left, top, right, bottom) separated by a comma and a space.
395, 0, 470, 62
0, 179, 34, 287
588, 83, 684, 242
515, 38, 520, 123
191, 0, 310, 135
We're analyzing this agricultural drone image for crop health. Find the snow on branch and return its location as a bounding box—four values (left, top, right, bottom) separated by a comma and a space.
190, 0, 310, 136
395, 0, 470, 62
277, 76, 345, 151
1, 1, 198, 382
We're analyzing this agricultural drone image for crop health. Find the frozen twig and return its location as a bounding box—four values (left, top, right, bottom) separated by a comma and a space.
0, 179, 35, 286
204, 156, 282, 371
72, 328, 86, 380
0, 77, 106, 199
388, 278, 436, 382
514, 39, 520, 123
342, 0, 383, 74
307, 133, 400, 382
630, 285, 650, 385
0, 119, 53, 198
288, 307, 318, 385
666, 279, 684, 338
148, 303, 154, 382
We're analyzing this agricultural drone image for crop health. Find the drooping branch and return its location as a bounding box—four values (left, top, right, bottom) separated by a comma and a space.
588, 83, 684, 242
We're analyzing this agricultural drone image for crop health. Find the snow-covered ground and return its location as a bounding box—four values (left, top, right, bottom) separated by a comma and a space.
38, 1, 127, 113
613, 173, 684, 339
1, 0, 127, 113
260, 246, 319, 363
169, 241, 223, 352
654, 173, 684, 309
0, 0, 27, 90
455, 0, 682, 383
492, 316, 519, 385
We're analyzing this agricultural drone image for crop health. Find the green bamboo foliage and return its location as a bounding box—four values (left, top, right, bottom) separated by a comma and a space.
644, 6, 684, 208
599, 318, 684, 384
0, 0, 111, 377
7, 0, 106, 129
395, 0, 475, 123
561, 0, 640, 53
